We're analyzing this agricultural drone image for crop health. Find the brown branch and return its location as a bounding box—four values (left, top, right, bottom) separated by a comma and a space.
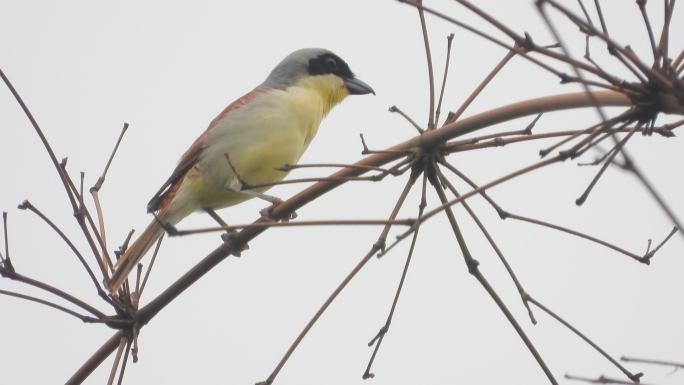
621, 355, 684, 369
363, 172, 428, 379
106, 337, 127, 385
0, 289, 111, 324
59, 161, 111, 280
435, 33, 455, 126
656, 0, 676, 68
66, 331, 125, 385
68, 91, 632, 383
171, 218, 415, 236
135, 235, 163, 303
0, 68, 80, 216
637, 0, 659, 64
564, 373, 655, 385
398, 0, 573, 82
389, 105, 424, 133
1, 211, 12, 271
90, 122, 130, 256
500, 210, 671, 264
618, 154, 684, 240
0, 268, 106, 319
446, 49, 517, 125
430, 163, 557, 384
408, 155, 563, 240
435, 162, 536, 323
527, 296, 642, 382
17, 200, 110, 300
116, 340, 132, 385
278, 162, 397, 175
258, 169, 421, 385
417, 0, 436, 130
543, 0, 671, 89
576, 123, 641, 205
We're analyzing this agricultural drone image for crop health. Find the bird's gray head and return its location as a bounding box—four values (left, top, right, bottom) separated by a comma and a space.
262, 48, 374, 95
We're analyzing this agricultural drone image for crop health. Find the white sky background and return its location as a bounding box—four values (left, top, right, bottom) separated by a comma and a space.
1, 1, 683, 384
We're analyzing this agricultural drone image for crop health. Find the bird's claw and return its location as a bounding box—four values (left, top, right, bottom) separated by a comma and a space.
259, 200, 297, 221
221, 231, 249, 257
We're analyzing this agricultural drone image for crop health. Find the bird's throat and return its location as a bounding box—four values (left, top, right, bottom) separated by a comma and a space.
294, 74, 349, 115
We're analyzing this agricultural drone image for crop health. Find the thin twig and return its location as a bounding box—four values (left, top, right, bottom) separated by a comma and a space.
435, 33, 455, 126
398, 1, 578, 86
243, 175, 395, 189
106, 337, 127, 385
115, 340, 132, 385
417, 0, 436, 130
501, 211, 670, 264
0, 269, 106, 319
435, 163, 536, 323
389, 105, 424, 133
137, 235, 164, 300
17, 200, 110, 299
527, 295, 642, 382
278, 162, 397, 175
258, 170, 421, 385
621, 355, 684, 369
2, 211, 12, 271
363, 172, 428, 379
403, 156, 563, 242
637, 0, 659, 63
0, 68, 79, 216
619, 155, 684, 240
90, 122, 130, 254
544, 0, 670, 88
0, 289, 126, 325
172, 218, 415, 236
68, 91, 633, 383
656, 0, 676, 68
60, 161, 111, 280
576, 123, 642, 205
430, 162, 557, 384
565, 373, 654, 385
446, 49, 517, 124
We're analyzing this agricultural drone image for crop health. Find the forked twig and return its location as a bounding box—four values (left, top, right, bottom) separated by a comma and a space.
90, 122, 130, 255
527, 296, 642, 382
258, 170, 422, 385
430, 161, 557, 384
363, 172, 428, 379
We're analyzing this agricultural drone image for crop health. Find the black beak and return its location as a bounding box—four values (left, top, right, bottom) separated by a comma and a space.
344, 77, 375, 95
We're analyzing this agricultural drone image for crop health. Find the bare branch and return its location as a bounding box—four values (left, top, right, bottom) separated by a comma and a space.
565, 373, 655, 385
258, 170, 421, 385
435, 33, 455, 126
363, 172, 428, 379
527, 296, 642, 382
621, 355, 684, 370
17, 200, 109, 299
416, 0, 436, 130
389, 105, 424, 133
430, 163, 557, 384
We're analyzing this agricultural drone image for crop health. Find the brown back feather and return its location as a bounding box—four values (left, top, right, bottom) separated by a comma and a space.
146, 87, 268, 213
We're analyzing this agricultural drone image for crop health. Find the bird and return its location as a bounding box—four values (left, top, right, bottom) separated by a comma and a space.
108, 48, 374, 293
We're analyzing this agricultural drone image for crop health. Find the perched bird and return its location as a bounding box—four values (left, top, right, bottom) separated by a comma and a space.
108, 48, 374, 293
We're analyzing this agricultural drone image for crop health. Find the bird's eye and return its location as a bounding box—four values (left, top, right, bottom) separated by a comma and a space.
324, 57, 337, 71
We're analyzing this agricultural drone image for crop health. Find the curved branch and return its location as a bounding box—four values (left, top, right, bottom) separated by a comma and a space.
69, 90, 632, 383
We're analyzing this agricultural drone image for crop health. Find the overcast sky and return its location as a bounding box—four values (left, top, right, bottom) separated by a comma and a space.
1, 1, 683, 384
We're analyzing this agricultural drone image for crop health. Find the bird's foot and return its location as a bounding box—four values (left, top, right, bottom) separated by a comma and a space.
221, 230, 249, 257
259, 200, 297, 221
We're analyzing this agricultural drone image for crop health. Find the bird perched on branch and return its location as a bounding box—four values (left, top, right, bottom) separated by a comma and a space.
108, 48, 374, 293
